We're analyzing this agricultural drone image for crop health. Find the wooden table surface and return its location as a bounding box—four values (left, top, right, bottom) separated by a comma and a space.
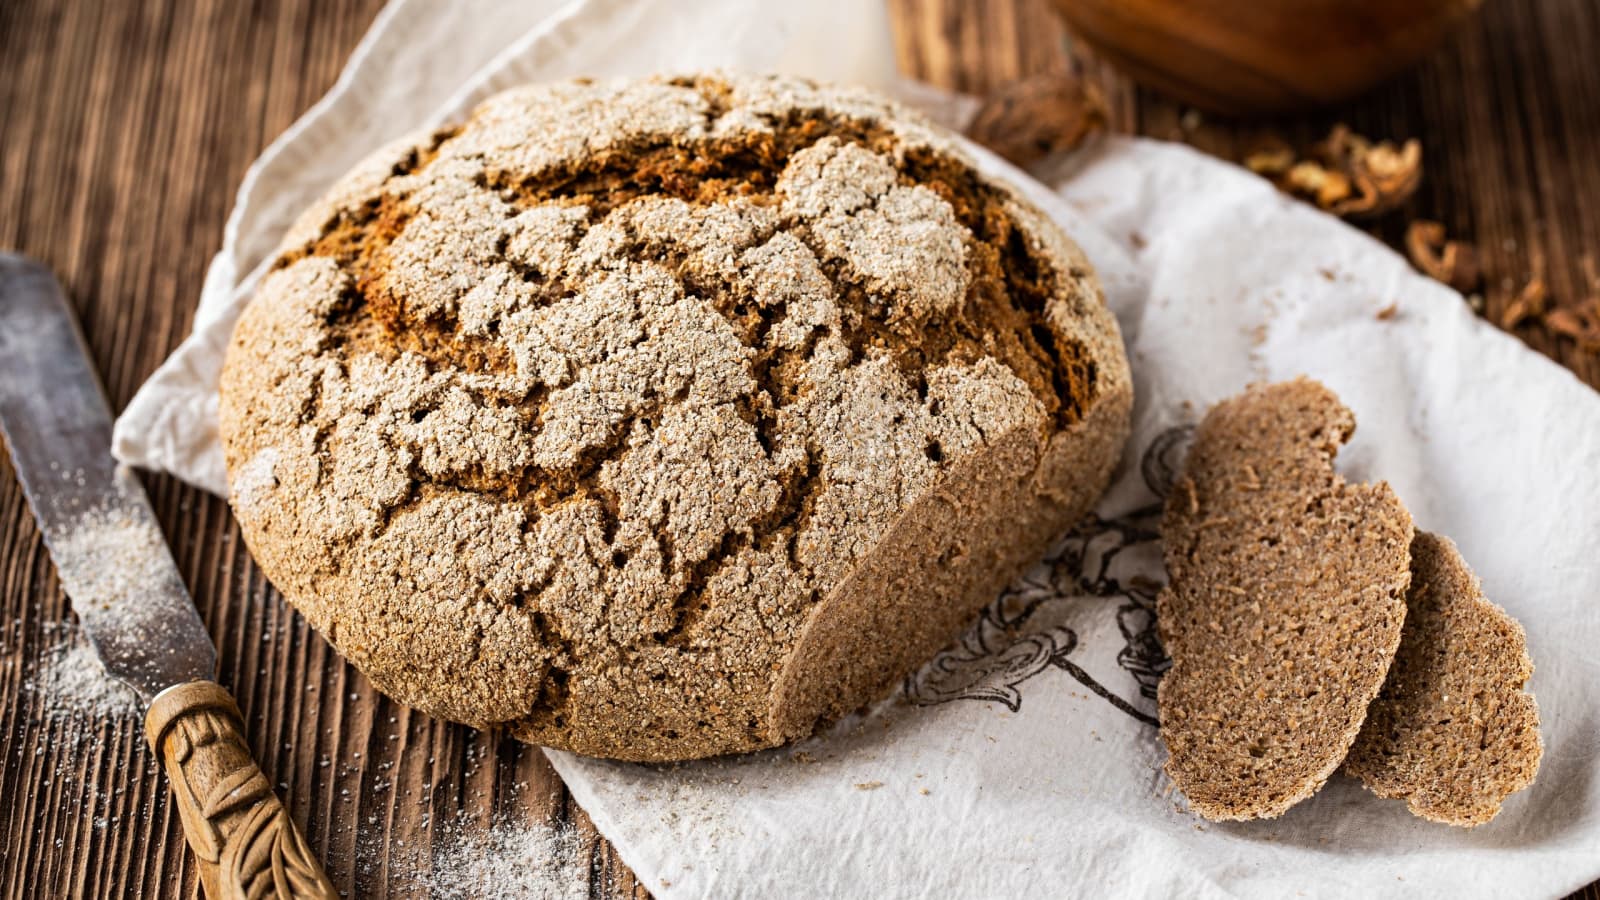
2, 1, 1596, 897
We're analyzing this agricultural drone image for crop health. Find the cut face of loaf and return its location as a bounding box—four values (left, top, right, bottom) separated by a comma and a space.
1344, 531, 1542, 826
1157, 377, 1413, 821
217, 73, 1133, 761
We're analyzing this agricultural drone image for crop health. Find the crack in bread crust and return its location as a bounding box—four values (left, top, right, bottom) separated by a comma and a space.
218, 73, 1132, 760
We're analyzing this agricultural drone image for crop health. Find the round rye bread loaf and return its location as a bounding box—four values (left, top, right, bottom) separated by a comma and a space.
218, 73, 1132, 761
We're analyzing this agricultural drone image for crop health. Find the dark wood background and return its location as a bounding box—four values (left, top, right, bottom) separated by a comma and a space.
2, 1, 1596, 897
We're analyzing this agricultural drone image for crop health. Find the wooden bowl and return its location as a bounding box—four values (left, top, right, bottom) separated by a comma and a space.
1050, 0, 1485, 116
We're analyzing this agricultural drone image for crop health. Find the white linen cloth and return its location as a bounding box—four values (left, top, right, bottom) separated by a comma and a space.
112, 2, 1600, 897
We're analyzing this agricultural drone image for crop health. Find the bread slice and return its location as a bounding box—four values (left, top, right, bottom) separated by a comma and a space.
1157, 377, 1414, 821
1344, 532, 1542, 826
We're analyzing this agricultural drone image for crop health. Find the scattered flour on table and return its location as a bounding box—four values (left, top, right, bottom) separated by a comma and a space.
427, 820, 589, 900
47, 503, 188, 640
27, 634, 141, 720
29, 501, 203, 713
23, 500, 185, 723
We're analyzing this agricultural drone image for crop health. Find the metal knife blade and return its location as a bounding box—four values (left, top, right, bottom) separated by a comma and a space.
0, 253, 215, 700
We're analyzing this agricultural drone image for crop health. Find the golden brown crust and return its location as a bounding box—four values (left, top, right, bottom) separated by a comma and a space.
219, 73, 1131, 761
1157, 377, 1413, 820
1345, 532, 1542, 826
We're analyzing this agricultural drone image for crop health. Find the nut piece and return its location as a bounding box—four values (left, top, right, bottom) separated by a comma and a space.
1322, 126, 1422, 218
1285, 161, 1352, 211
1500, 277, 1548, 329
1545, 302, 1600, 351
965, 71, 1107, 167
1242, 136, 1296, 177
1405, 220, 1481, 294
1253, 124, 1422, 219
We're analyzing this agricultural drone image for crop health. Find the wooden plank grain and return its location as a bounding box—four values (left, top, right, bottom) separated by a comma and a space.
0, 1, 1595, 899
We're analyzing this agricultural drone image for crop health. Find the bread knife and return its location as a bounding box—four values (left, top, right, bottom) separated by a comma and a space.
0, 253, 335, 900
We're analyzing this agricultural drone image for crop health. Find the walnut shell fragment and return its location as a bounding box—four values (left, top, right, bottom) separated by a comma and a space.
1544, 302, 1600, 351
1242, 136, 1296, 177
1323, 126, 1422, 218
1252, 124, 1422, 219
1405, 220, 1481, 294
1285, 161, 1353, 212
966, 71, 1107, 167
1500, 278, 1548, 329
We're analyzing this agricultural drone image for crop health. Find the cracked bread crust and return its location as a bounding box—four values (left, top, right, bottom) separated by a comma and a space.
218, 73, 1132, 761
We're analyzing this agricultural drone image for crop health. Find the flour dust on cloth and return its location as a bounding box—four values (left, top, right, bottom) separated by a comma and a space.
112, 1, 1600, 897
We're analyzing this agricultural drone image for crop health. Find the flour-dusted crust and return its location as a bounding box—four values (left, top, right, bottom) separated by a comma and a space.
1345, 532, 1542, 826
219, 73, 1131, 761
1157, 378, 1413, 820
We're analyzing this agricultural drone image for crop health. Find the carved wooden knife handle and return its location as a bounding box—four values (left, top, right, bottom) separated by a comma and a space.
145, 681, 337, 900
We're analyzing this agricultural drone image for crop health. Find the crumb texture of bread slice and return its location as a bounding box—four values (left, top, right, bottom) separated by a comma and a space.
1157, 377, 1413, 821
1344, 531, 1542, 826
